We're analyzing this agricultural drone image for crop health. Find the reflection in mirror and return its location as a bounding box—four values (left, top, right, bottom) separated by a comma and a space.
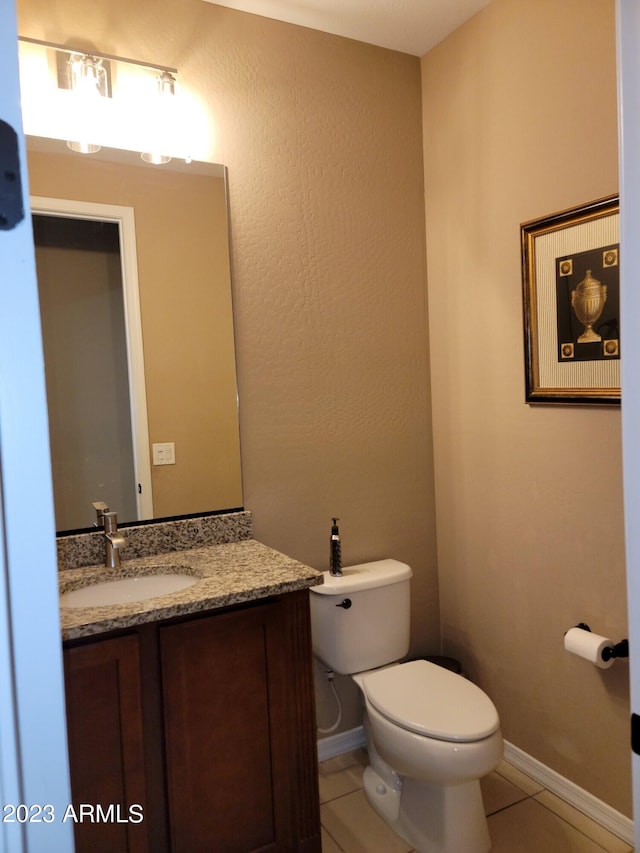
33, 199, 157, 529
27, 136, 243, 534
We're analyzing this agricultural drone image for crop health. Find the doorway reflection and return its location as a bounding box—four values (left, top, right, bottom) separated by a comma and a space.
34, 214, 139, 530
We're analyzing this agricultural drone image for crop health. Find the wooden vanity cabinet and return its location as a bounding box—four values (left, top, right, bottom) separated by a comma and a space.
64, 634, 150, 853
63, 590, 321, 853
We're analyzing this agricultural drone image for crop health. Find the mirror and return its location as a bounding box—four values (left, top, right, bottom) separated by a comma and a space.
27, 136, 243, 534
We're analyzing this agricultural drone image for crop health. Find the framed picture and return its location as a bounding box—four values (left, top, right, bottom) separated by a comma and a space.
521, 195, 620, 405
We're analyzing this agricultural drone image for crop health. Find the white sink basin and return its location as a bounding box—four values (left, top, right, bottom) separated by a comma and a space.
60, 573, 200, 608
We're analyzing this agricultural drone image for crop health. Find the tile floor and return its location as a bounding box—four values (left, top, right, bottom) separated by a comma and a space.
319, 750, 634, 853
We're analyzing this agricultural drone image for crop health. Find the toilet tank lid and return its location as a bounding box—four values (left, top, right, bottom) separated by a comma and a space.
311, 559, 412, 595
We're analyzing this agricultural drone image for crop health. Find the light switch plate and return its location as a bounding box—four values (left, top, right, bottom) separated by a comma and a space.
152, 442, 175, 465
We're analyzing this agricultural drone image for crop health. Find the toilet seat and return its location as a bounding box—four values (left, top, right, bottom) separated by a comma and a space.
360, 660, 499, 743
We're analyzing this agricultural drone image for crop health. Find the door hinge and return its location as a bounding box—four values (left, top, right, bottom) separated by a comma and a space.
0, 121, 24, 230
632, 713, 640, 756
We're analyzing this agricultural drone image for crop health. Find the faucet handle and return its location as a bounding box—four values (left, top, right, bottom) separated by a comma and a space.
102, 511, 126, 568
102, 511, 119, 535
92, 501, 109, 527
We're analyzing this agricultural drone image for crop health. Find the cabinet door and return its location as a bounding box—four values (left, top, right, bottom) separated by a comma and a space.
160, 600, 294, 853
63, 634, 149, 853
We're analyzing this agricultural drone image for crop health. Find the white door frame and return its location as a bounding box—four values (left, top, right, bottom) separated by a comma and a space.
31, 196, 154, 522
0, 2, 74, 850
616, 0, 640, 846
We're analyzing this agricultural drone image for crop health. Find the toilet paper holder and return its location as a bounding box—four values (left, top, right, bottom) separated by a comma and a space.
573, 623, 629, 662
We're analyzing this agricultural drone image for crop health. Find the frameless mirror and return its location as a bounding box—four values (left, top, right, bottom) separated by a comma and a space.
27, 136, 243, 533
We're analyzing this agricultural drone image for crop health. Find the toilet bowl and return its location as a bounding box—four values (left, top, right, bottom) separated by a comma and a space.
309, 560, 503, 853
354, 660, 502, 853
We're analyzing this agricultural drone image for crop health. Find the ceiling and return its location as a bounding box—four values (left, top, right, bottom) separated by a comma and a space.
204, 0, 491, 57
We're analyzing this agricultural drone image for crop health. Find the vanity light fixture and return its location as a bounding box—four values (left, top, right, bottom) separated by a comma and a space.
67, 53, 108, 98
18, 36, 179, 158
141, 70, 177, 165
66, 53, 109, 154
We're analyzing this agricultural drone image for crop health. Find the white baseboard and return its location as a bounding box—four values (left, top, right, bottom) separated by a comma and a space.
317, 726, 366, 763
317, 728, 634, 845
503, 740, 634, 846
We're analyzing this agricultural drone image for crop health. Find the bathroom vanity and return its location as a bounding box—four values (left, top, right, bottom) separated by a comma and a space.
59, 516, 323, 853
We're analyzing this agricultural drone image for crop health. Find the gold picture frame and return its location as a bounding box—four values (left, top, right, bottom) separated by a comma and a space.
521, 195, 620, 405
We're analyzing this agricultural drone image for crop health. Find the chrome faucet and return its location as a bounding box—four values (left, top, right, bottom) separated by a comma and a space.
92, 500, 109, 527
102, 510, 127, 569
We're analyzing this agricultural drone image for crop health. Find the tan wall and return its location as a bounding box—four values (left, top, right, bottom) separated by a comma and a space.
18, 0, 438, 733
422, 0, 629, 815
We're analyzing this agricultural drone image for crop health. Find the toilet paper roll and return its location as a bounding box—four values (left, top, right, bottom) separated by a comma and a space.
564, 627, 614, 669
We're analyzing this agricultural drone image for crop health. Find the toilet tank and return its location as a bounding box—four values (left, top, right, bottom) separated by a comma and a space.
309, 559, 412, 675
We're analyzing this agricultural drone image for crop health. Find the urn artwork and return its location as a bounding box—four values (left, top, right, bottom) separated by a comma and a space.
571, 269, 607, 343
521, 194, 620, 404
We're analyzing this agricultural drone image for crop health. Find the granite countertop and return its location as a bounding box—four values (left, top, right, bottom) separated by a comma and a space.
59, 539, 323, 641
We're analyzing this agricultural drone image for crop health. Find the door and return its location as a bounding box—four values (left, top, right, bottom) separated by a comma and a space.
0, 5, 73, 851
615, 0, 640, 847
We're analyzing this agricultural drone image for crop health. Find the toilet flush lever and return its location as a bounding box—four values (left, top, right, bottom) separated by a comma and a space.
336, 598, 352, 609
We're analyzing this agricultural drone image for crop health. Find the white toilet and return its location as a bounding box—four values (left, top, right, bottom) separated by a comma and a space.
309, 559, 503, 853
